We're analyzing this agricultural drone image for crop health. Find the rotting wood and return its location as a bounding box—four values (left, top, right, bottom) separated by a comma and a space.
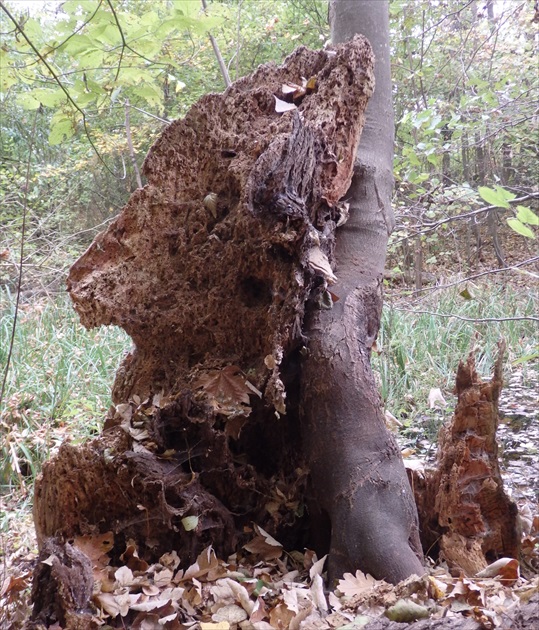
31, 36, 376, 623
412, 341, 520, 575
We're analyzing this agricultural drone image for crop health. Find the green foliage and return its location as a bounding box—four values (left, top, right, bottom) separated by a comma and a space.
478, 185, 515, 209
391, 0, 538, 220
0, 290, 129, 491
479, 185, 538, 239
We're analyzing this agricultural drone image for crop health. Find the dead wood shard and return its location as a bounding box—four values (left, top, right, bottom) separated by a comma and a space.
412, 341, 520, 575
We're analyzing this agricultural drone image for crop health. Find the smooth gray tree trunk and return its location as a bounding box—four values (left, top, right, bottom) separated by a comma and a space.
301, 0, 424, 585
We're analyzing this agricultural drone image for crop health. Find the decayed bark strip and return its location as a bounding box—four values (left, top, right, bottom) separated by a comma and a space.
413, 341, 519, 575
31, 37, 375, 623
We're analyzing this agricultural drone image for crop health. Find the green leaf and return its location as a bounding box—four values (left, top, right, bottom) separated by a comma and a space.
459, 287, 473, 300
512, 351, 539, 365
16, 93, 41, 110
507, 218, 535, 239
49, 114, 76, 145
132, 84, 162, 107
478, 185, 514, 208
60, 34, 95, 56
181, 515, 198, 531
29, 88, 66, 108
516, 205, 539, 226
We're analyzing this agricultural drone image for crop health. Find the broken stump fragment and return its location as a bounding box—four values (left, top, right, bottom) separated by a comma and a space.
413, 341, 520, 575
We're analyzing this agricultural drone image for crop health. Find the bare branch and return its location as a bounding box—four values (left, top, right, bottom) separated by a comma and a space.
201, 0, 231, 88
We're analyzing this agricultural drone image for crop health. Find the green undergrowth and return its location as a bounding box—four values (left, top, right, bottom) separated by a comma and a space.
0, 288, 130, 496
375, 283, 539, 450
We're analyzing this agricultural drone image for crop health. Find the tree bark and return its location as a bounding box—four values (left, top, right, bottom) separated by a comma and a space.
300, 0, 424, 585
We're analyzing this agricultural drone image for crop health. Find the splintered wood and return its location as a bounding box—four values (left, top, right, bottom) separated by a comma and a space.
413, 341, 520, 575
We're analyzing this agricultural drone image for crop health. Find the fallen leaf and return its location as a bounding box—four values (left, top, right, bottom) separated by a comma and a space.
427, 387, 447, 409
0, 572, 31, 597
310, 573, 328, 612
476, 557, 520, 583
114, 565, 134, 587
193, 365, 253, 405
269, 602, 295, 628
309, 554, 327, 580
274, 96, 297, 113
181, 515, 199, 532
400, 447, 416, 458
307, 246, 337, 284
384, 599, 429, 623
212, 604, 248, 623
385, 409, 402, 431
337, 570, 377, 597
243, 525, 283, 561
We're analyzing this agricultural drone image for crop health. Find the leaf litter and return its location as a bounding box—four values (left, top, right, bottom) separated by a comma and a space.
3, 517, 538, 628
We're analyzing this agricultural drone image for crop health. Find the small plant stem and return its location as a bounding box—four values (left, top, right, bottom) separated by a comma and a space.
0, 111, 38, 408
201, 0, 231, 88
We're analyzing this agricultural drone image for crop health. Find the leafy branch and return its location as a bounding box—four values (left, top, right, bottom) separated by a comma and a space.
0, 0, 117, 176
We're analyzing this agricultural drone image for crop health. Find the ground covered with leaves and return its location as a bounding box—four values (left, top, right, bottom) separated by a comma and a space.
2, 518, 539, 629
2, 364, 538, 630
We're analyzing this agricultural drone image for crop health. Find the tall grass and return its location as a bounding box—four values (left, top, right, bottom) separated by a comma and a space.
374, 283, 538, 446
0, 288, 130, 493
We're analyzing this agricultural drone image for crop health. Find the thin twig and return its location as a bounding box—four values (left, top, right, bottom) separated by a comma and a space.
0, 111, 38, 408
391, 193, 539, 245
201, 0, 231, 88
125, 99, 142, 188
411, 256, 539, 296
390, 307, 539, 324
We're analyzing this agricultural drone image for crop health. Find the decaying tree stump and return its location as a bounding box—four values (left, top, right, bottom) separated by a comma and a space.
413, 341, 520, 575
31, 36, 377, 622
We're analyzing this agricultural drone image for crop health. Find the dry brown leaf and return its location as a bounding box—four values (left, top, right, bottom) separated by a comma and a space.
337, 569, 377, 597
182, 545, 220, 581
447, 575, 485, 607
243, 525, 283, 561
307, 246, 337, 284
476, 558, 520, 584
250, 595, 269, 623
269, 602, 295, 629
73, 531, 114, 563
121, 542, 149, 572
194, 365, 255, 416
160, 550, 181, 571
